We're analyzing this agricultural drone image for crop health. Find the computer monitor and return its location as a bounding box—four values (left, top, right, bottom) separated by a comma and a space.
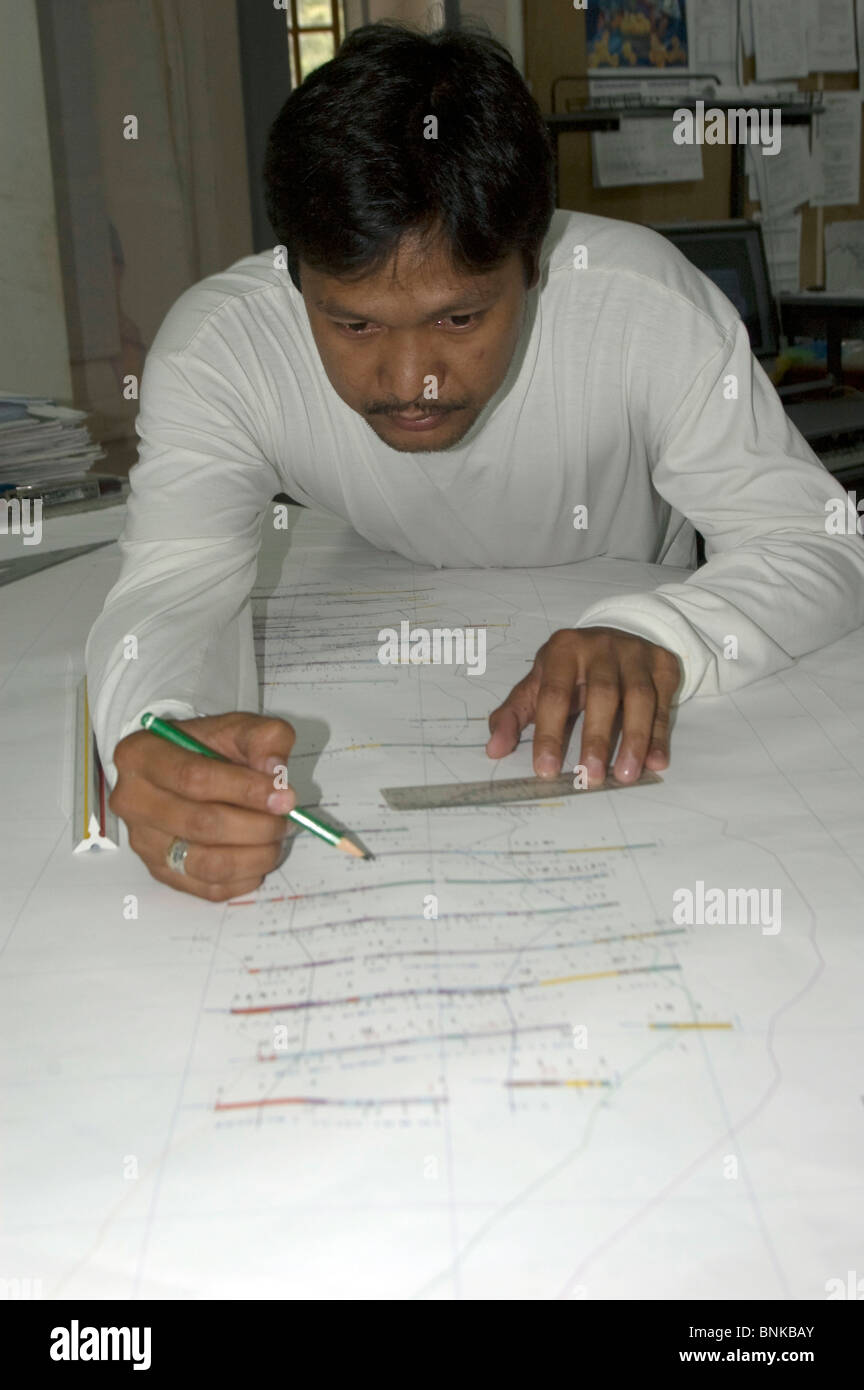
650, 219, 781, 361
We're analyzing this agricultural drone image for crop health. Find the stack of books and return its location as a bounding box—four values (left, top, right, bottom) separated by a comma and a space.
0, 392, 122, 511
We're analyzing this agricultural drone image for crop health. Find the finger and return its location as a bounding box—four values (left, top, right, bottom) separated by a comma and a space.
131, 825, 271, 902
185, 838, 285, 885
644, 700, 673, 770
229, 716, 296, 775
612, 671, 657, 784
578, 662, 623, 787
532, 642, 582, 777
486, 707, 522, 758
120, 782, 290, 847
140, 741, 295, 816
133, 825, 285, 886
486, 674, 536, 758
147, 861, 266, 903
644, 655, 680, 770
164, 713, 297, 775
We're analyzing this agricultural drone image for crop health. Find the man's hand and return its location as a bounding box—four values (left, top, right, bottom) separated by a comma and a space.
110, 712, 297, 901
486, 627, 681, 787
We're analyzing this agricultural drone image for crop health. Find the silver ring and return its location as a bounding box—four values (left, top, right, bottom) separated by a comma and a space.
166, 837, 190, 875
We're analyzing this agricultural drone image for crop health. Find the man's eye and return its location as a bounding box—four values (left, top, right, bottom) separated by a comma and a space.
339, 321, 372, 334
439, 314, 476, 329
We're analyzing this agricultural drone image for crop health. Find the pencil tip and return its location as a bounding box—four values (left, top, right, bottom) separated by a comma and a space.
339, 837, 369, 859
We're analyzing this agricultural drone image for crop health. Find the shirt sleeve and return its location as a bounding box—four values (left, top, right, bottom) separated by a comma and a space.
573, 312, 864, 700
85, 348, 281, 784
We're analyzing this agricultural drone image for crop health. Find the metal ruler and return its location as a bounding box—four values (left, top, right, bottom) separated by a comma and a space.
382, 768, 662, 810
0, 541, 113, 587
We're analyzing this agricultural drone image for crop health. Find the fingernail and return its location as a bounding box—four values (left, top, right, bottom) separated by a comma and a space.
267, 790, 295, 814
264, 756, 284, 776
616, 755, 639, 782
536, 753, 559, 778
586, 756, 606, 786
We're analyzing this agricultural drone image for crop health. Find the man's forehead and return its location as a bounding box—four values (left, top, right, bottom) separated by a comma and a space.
306, 237, 518, 319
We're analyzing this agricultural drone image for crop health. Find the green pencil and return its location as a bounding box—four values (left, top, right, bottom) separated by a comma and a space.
140, 712, 373, 860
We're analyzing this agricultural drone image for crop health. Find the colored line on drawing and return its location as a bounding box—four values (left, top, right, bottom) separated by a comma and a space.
648, 1021, 733, 1030
231, 878, 438, 906
355, 741, 495, 751
348, 826, 410, 835
235, 961, 681, 1013
255, 586, 435, 599
371, 843, 657, 856
265, 658, 390, 668
243, 902, 620, 932
257, 1020, 569, 1063
231, 872, 606, 907
444, 873, 607, 886
505, 1079, 613, 1089
231, 983, 507, 1015
540, 963, 681, 987
215, 1093, 446, 1112
245, 926, 687, 973
248, 955, 353, 974
263, 679, 400, 686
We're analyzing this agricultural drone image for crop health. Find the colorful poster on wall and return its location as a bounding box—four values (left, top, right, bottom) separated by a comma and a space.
586, 0, 689, 69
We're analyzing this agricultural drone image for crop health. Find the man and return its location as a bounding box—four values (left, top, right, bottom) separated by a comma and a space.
87, 23, 864, 901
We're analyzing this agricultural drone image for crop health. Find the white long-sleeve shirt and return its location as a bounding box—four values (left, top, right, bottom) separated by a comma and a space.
86, 209, 864, 780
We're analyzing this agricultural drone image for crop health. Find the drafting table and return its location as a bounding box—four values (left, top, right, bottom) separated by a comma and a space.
1, 503, 863, 1299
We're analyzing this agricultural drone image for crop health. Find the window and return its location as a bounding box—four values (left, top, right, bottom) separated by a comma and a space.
285, 1, 346, 87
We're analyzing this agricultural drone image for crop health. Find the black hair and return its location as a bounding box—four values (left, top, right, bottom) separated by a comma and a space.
263, 21, 555, 293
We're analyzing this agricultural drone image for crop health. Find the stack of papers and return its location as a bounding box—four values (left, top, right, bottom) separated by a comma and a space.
0, 393, 103, 490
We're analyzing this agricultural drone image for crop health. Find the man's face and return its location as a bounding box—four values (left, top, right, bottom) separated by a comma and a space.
300, 232, 532, 453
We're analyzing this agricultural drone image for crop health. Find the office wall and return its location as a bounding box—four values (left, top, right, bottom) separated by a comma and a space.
87, 0, 253, 348
0, 0, 72, 400
33, 0, 253, 442
524, 2, 864, 291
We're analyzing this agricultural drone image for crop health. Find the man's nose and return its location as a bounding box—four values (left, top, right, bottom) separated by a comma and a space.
376, 334, 442, 403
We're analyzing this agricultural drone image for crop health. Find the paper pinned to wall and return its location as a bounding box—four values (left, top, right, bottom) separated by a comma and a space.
588, 75, 710, 107
690, 0, 739, 87
748, 124, 811, 218
591, 117, 704, 188
759, 208, 803, 292
825, 218, 864, 290
810, 91, 863, 208
805, 0, 858, 74
752, 0, 809, 81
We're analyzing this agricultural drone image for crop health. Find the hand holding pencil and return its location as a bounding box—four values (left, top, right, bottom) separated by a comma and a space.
109, 711, 368, 903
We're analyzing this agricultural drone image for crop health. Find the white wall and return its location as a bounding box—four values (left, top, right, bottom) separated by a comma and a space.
0, 0, 72, 399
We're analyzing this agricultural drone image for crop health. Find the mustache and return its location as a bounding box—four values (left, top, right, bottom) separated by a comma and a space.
365, 398, 469, 417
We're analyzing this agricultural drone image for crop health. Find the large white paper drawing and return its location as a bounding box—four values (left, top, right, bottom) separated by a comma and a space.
1, 507, 863, 1299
